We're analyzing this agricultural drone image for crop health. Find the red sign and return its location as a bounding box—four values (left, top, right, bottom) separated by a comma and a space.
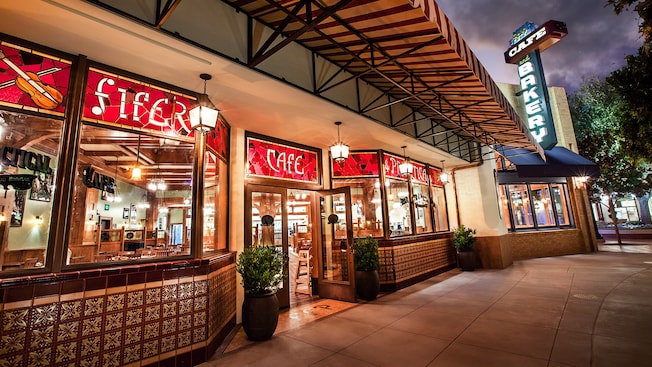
83, 68, 197, 136
247, 137, 319, 183
0, 42, 71, 114
411, 161, 428, 184
383, 153, 409, 179
429, 167, 444, 187
206, 121, 229, 161
332, 152, 379, 177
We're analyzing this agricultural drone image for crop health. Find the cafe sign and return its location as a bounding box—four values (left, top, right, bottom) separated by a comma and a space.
246, 137, 319, 184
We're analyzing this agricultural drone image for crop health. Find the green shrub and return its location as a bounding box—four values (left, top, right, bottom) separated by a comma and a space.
236, 245, 285, 295
453, 225, 477, 252
353, 236, 380, 272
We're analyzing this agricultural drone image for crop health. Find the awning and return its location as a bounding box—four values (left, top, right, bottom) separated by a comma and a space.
500, 146, 599, 178
220, 0, 544, 158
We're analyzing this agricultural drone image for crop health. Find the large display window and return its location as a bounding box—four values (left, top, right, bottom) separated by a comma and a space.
203, 149, 228, 255
331, 150, 449, 239
69, 125, 195, 264
500, 182, 573, 230
332, 178, 384, 238
0, 111, 63, 271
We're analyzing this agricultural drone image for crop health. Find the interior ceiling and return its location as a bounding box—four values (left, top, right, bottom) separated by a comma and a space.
0, 0, 542, 170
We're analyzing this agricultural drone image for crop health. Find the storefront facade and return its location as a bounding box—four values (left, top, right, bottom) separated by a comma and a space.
0, 1, 598, 366
0, 34, 236, 366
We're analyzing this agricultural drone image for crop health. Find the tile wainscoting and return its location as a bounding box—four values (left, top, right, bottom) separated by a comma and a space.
0, 253, 236, 367
377, 235, 456, 291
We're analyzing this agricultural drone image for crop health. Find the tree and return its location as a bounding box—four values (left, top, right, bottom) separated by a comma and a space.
607, 50, 652, 163
607, 0, 652, 51
569, 77, 652, 244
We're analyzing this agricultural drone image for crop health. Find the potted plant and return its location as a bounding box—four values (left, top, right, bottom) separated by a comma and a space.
353, 236, 380, 300
453, 224, 477, 271
236, 245, 285, 341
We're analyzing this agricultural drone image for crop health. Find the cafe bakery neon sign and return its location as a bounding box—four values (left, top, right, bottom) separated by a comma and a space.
505, 21, 567, 150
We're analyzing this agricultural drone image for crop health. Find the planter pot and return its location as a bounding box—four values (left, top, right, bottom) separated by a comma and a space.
355, 270, 380, 300
242, 291, 279, 341
457, 251, 475, 271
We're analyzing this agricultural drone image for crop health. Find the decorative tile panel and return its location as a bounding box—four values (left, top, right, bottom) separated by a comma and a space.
103, 330, 121, 350
0, 254, 236, 367
55, 342, 76, 364
83, 298, 104, 317
379, 238, 455, 285
81, 317, 102, 337
105, 294, 124, 312
127, 290, 143, 309
60, 301, 81, 321
56, 321, 79, 342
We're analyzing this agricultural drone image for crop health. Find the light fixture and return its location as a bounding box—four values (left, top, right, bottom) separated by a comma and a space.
35, 216, 44, 225
148, 160, 167, 192
440, 160, 450, 184
398, 146, 413, 176
189, 73, 219, 133
131, 134, 142, 180
0, 205, 5, 222
329, 121, 350, 164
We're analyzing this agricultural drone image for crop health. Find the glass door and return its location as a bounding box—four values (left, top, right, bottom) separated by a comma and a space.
316, 187, 356, 302
245, 185, 289, 308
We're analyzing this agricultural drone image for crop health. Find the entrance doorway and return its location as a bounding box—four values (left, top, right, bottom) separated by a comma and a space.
245, 185, 355, 309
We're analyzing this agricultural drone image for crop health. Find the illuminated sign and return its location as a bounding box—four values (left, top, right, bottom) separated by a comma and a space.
518, 52, 556, 149
246, 137, 319, 183
410, 161, 428, 184
504, 20, 567, 64
83, 68, 197, 136
0, 42, 71, 114
428, 167, 444, 187
383, 153, 426, 181
506, 20, 566, 150
332, 152, 380, 177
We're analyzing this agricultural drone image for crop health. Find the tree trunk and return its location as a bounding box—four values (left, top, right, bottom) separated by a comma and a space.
637, 194, 651, 224
608, 195, 622, 246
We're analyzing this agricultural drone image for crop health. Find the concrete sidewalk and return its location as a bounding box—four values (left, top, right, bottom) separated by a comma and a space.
202, 250, 652, 367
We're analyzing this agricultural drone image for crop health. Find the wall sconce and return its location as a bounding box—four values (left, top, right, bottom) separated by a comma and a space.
35, 216, 44, 225
330, 121, 350, 164
0, 206, 6, 222
399, 145, 413, 176
131, 134, 142, 180
440, 160, 450, 184
574, 176, 589, 189
189, 73, 219, 133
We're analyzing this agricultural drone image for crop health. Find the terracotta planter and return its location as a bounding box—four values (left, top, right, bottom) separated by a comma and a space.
457, 251, 475, 271
242, 291, 279, 341
355, 270, 380, 300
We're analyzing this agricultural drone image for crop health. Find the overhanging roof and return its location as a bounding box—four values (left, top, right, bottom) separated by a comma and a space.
221, 0, 544, 158
500, 146, 600, 178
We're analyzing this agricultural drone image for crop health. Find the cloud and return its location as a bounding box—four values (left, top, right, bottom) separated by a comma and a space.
436, 0, 642, 92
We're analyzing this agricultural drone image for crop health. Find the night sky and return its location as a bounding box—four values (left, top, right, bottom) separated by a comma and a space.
436, 0, 642, 93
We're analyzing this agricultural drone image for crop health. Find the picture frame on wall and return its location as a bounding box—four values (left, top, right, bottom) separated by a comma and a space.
10, 190, 26, 227
29, 172, 54, 202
